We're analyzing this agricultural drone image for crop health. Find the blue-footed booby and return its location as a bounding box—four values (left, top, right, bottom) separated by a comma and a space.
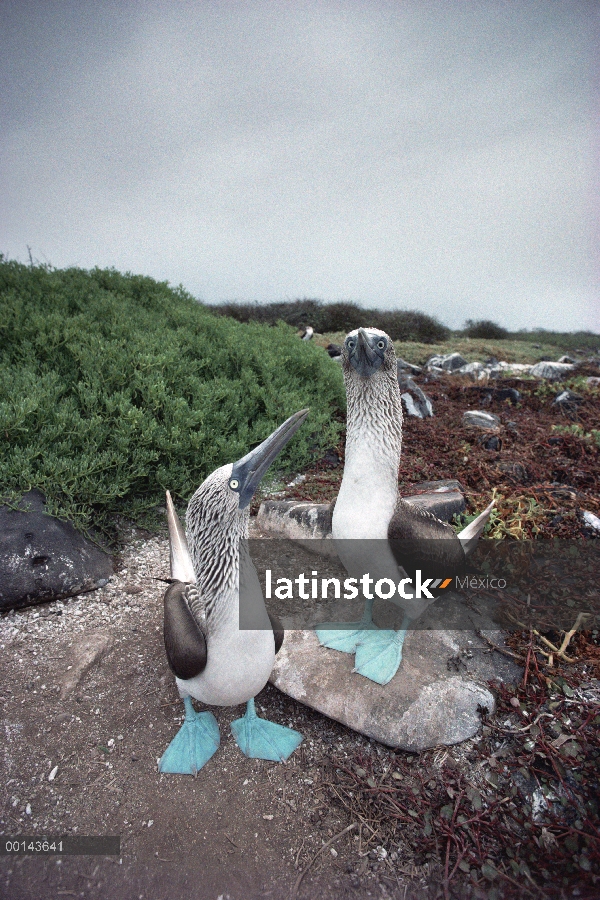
317, 327, 494, 685
160, 410, 308, 775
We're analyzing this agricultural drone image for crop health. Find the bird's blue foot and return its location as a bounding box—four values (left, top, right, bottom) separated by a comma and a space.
231, 698, 303, 762
316, 597, 378, 654
159, 696, 220, 775
353, 618, 410, 686
316, 621, 378, 653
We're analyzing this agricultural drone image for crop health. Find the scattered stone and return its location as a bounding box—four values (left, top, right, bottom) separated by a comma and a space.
553, 390, 584, 412
530, 361, 575, 380
398, 375, 433, 418
403, 480, 466, 521
455, 361, 488, 379
587, 377, 600, 387
256, 501, 333, 541
396, 358, 422, 375
496, 461, 530, 483
406, 479, 463, 494
426, 352, 468, 372
58, 630, 113, 699
124, 583, 144, 595
0, 490, 113, 611
490, 387, 521, 404
270, 629, 518, 751
582, 511, 600, 534
557, 355, 577, 364
462, 411, 501, 430
480, 435, 502, 451
321, 448, 341, 467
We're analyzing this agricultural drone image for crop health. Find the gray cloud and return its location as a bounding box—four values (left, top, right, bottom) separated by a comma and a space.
1, 1, 598, 330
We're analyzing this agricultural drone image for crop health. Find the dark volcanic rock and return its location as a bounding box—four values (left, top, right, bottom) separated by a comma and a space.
553, 390, 584, 413
0, 491, 113, 611
398, 374, 434, 418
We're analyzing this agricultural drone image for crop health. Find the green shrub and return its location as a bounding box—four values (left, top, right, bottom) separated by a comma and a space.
211, 298, 450, 343
462, 319, 509, 340
0, 258, 345, 540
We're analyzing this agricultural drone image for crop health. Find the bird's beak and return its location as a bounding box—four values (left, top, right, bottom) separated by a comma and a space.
231, 409, 310, 509
166, 490, 196, 583
348, 328, 384, 377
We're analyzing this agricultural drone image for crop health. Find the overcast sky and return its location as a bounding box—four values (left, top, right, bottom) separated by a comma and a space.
1, 1, 598, 331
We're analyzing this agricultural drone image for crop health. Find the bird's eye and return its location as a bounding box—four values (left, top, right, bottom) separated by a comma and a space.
229, 478, 240, 490
377, 339, 386, 350
346, 339, 356, 350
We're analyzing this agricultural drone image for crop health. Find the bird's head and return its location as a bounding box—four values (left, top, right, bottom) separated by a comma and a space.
183, 409, 309, 578
342, 327, 396, 379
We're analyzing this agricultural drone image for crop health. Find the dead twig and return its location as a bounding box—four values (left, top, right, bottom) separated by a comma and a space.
476, 630, 523, 661
289, 823, 357, 900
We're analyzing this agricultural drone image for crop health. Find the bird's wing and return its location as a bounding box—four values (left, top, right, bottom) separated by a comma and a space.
163, 582, 208, 680
388, 497, 466, 572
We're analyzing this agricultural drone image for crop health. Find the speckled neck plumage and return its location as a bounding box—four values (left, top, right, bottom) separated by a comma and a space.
343, 358, 403, 475
185, 469, 248, 628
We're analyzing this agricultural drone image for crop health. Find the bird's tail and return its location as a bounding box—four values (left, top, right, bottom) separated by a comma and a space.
457, 499, 495, 558
166, 490, 196, 583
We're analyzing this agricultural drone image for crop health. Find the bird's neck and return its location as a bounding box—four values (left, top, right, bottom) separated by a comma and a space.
188, 518, 271, 633
334, 368, 403, 539
345, 367, 403, 476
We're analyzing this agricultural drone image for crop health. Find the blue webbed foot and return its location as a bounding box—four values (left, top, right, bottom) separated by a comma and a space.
316, 597, 378, 654
316, 621, 378, 653
353, 618, 410, 686
159, 696, 220, 774
231, 698, 302, 762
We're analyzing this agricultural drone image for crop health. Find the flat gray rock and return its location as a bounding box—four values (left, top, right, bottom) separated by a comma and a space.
530, 361, 575, 380
257, 500, 333, 541
270, 627, 518, 751
0, 490, 113, 611
58, 629, 113, 699
427, 352, 468, 371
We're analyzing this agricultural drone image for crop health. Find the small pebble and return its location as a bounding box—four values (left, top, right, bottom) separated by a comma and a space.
48, 766, 58, 781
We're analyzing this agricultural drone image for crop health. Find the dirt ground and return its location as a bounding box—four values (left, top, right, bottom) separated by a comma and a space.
1, 529, 442, 900
1, 369, 599, 900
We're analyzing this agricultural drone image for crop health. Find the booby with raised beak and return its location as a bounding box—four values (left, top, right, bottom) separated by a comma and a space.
316, 328, 494, 685
160, 410, 308, 775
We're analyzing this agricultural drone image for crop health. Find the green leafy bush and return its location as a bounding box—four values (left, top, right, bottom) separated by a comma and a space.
0, 258, 345, 539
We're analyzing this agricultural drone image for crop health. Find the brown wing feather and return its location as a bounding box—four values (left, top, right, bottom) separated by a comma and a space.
388, 497, 466, 573
163, 582, 208, 680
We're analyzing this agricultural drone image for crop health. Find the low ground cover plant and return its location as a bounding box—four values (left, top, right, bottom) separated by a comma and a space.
0, 258, 345, 540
